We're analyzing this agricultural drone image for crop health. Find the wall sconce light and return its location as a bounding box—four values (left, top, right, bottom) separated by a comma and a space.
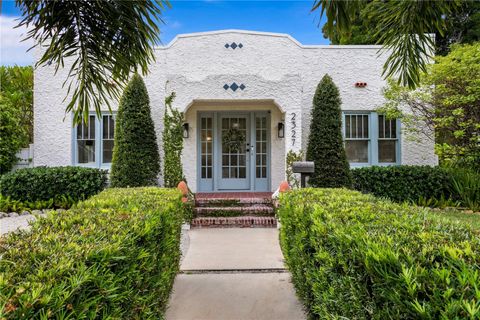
278, 122, 285, 138
182, 123, 189, 138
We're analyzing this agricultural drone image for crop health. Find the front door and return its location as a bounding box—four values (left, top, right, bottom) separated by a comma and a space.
217, 114, 250, 190
197, 111, 270, 192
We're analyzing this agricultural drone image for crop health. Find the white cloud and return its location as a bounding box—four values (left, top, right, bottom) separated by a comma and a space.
0, 15, 34, 66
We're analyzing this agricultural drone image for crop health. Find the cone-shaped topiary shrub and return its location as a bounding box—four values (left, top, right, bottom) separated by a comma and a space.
110, 74, 160, 187
306, 74, 351, 187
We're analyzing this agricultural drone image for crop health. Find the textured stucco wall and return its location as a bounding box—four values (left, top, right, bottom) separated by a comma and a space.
34, 30, 437, 192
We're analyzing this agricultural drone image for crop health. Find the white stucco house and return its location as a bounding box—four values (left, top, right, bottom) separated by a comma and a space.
33, 30, 437, 193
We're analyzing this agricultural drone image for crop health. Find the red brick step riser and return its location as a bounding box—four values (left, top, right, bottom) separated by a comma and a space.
194, 205, 275, 217
195, 198, 273, 207
191, 216, 277, 228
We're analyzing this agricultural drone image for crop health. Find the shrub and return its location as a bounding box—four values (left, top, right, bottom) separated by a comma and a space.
279, 188, 480, 319
0, 66, 33, 174
351, 165, 451, 203
0, 166, 107, 203
306, 74, 351, 188
449, 167, 480, 211
110, 74, 160, 187
0, 187, 185, 319
163, 92, 185, 187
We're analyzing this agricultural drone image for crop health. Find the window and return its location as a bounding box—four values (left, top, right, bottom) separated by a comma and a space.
102, 115, 115, 163
378, 115, 397, 163
343, 112, 400, 166
77, 115, 96, 164
200, 116, 213, 179
344, 114, 369, 163
74, 113, 115, 167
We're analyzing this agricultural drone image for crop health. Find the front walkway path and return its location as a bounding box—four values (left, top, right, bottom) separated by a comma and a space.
0, 214, 44, 236
166, 228, 305, 320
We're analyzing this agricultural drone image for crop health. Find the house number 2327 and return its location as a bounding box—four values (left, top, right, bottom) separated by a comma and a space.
290, 112, 296, 146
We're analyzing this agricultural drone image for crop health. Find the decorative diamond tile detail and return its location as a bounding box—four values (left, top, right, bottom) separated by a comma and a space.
223, 83, 246, 92
225, 42, 243, 49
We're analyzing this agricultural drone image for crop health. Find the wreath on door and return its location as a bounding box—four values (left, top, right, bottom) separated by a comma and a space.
223, 127, 245, 152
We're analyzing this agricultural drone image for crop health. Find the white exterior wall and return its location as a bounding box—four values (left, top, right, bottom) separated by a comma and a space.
33, 30, 437, 192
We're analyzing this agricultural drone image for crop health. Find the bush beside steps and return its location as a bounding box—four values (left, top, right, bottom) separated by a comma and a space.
0, 187, 185, 319
278, 188, 480, 319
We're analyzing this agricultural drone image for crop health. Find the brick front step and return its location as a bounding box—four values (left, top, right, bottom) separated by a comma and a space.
191, 216, 277, 228
195, 197, 273, 208
194, 205, 275, 217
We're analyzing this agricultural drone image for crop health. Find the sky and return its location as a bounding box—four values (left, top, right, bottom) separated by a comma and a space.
0, 0, 329, 66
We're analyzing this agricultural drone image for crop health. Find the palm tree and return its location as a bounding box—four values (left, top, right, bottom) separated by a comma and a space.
16, 0, 170, 124
313, 0, 461, 88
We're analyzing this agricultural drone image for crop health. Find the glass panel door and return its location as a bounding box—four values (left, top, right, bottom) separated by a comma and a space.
198, 114, 214, 191
217, 114, 250, 190
254, 114, 269, 191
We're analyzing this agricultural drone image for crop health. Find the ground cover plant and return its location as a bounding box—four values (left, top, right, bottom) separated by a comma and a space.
0, 187, 185, 319
0, 166, 107, 204
279, 188, 480, 319
0, 194, 76, 212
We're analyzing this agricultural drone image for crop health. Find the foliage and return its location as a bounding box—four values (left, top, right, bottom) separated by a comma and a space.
314, 0, 461, 88
351, 165, 480, 211
322, 1, 480, 56
435, 1, 480, 55
0, 66, 33, 174
380, 43, 480, 170
162, 92, 185, 187
0, 99, 24, 174
110, 75, 160, 187
0, 194, 77, 212
0, 187, 184, 319
448, 168, 480, 211
306, 74, 351, 188
351, 165, 451, 203
285, 150, 303, 189
0, 166, 107, 203
15, 0, 170, 124
430, 207, 480, 229
321, 1, 379, 45
278, 188, 480, 320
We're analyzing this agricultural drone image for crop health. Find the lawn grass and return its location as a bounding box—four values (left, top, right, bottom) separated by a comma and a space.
429, 207, 480, 230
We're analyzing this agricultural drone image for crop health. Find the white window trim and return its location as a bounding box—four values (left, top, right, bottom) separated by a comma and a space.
72, 112, 116, 169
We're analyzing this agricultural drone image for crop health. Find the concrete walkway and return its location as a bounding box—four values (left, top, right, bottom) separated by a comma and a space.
0, 214, 44, 236
166, 228, 305, 320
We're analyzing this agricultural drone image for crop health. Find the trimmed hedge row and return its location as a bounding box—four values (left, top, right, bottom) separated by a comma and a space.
0, 166, 108, 203
279, 188, 480, 319
351, 165, 451, 203
0, 187, 185, 319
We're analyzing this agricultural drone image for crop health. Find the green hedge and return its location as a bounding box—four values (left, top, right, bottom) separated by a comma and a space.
351, 165, 451, 203
279, 188, 480, 319
0, 166, 107, 203
0, 187, 184, 319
